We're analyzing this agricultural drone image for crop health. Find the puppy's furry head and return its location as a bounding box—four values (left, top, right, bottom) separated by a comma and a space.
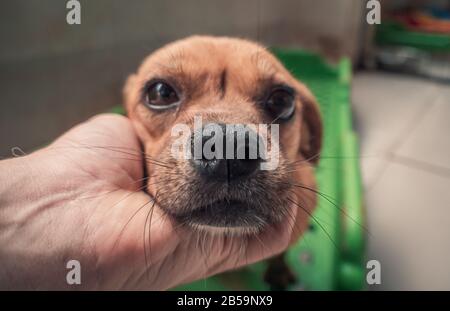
124, 36, 322, 236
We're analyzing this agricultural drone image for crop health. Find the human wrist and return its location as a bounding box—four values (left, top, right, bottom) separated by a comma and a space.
0, 152, 79, 289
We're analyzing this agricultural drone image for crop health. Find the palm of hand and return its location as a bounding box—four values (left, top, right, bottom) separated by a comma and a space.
1, 114, 296, 290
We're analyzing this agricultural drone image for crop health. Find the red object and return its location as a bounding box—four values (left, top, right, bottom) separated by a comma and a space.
392, 10, 450, 34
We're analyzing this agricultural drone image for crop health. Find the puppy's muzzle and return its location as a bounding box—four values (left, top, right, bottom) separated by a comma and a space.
164, 122, 283, 232
190, 123, 263, 182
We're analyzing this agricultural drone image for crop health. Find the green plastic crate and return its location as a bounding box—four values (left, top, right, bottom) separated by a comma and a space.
114, 48, 366, 291
376, 22, 450, 52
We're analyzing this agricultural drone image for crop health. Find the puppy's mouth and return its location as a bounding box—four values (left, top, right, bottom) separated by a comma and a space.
170, 198, 270, 232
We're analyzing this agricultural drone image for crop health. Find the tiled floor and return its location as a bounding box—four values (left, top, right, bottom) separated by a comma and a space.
352, 71, 450, 290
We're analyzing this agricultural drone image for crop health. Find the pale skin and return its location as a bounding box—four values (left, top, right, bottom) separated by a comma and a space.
0, 114, 301, 290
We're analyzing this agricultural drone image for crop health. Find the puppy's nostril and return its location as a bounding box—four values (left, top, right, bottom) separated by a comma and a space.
190, 123, 262, 181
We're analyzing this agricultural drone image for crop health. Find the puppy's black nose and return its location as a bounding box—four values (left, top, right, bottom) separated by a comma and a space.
191, 123, 262, 182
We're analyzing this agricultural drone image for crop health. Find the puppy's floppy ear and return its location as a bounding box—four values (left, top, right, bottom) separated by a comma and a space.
123, 74, 138, 115
298, 85, 323, 165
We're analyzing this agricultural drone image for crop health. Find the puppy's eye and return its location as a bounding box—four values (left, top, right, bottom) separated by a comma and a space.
265, 88, 296, 121
145, 82, 180, 110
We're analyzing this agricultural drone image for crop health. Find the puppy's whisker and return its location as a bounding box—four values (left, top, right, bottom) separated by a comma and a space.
286, 196, 338, 250
76, 176, 151, 201
143, 191, 160, 281
243, 235, 250, 269
287, 151, 379, 167
253, 231, 270, 256
284, 165, 314, 174
280, 199, 306, 239
284, 182, 369, 235
79, 176, 176, 206
49, 143, 174, 170
146, 193, 158, 274
269, 112, 284, 125
80, 143, 172, 167
232, 235, 248, 272
288, 152, 322, 165
287, 189, 336, 229
284, 182, 337, 212
165, 186, 191, 215
201, 232, 213, 278
143, 201, 152, 281
111, 194, 157, 253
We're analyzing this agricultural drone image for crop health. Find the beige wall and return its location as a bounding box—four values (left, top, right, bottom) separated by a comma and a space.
0, 0, 364, 62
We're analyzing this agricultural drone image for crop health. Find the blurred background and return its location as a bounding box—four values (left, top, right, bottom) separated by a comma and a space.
0, 0, 449, 290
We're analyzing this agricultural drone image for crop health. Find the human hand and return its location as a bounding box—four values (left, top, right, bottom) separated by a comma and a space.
0, 114, 298, 290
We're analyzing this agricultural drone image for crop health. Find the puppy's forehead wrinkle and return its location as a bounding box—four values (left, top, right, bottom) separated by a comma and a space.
218, 69, 227, 99
143, 38, 283, 83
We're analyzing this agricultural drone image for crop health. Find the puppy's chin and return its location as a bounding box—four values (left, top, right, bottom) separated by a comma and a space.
184, 224, 263, 237
164, 197, 293, 237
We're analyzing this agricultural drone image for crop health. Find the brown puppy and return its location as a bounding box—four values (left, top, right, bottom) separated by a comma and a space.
124, 36, 322, 288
